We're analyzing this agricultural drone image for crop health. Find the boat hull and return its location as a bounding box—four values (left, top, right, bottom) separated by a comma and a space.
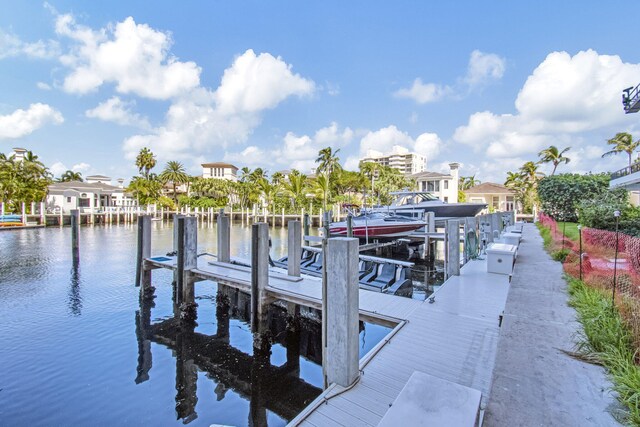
329, 223, 425, 239
379, 203, 486, 218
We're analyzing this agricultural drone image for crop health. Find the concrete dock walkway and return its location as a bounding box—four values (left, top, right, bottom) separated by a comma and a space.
484, 224, 621, 426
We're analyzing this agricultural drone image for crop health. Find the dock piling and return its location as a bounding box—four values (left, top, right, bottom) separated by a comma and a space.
426, 211, 436, 233
176, 216, 198, 322
446, 220, 461, 278
346, 214, 353, 237
70, 209, 80, 260
325, 237, 360, 388
287, 220, 302, 277
217, 212, 231, 263
303, 213, 310, 245
251, 223, 271, 351
136, 215, 153, 298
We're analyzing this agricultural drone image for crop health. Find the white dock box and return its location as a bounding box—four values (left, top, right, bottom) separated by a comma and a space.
500, 232, 521, 247
486, 243, 517, 275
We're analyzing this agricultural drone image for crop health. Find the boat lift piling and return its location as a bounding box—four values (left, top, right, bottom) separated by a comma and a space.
251, 223, 272, 352
287, 220, 302, 277
217, 211, 231, 263
70, 209, 80, 262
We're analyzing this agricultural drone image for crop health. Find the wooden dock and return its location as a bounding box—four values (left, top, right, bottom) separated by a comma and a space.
291, 258, 511, 426
139, 212, 518, 425
146, 256, 423, 327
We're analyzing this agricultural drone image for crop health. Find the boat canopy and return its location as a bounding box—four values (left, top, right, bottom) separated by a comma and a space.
388, 191, 441, 207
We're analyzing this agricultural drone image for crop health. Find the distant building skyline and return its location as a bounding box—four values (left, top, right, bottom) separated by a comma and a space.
360, 150, 427, 176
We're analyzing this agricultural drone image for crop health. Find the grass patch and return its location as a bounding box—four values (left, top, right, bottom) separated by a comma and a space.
567, 277, 640, 425
537, 222, 553, 250
551, 248, 571, 262
557, 221, 580, 241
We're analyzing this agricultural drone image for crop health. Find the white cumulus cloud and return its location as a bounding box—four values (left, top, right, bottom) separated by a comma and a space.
464, 50, 506, 88
55, 14, 201, 99
215, 49, 315, 115
0, 103, 64, 139
394, 79, 451, 104
453, 50, 640, 169
124, 49, 316, 167
86, 96, 150, 129
395, 50, 505, 104
224, 122, 353, 172
360, 125, 443, 160
0, 30, 60, 59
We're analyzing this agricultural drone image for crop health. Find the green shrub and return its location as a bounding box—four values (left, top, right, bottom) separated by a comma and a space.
577, 188, 640, 237
551, 248, 571, 262
538, 173, 610, 222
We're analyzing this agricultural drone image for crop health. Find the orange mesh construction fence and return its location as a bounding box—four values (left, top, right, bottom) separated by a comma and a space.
539, 213, 640, 357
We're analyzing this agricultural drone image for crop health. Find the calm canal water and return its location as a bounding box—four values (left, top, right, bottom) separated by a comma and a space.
0, 222, 391, 426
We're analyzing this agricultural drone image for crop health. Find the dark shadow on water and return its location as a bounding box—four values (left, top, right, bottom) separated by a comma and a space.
135, 287, 325, 425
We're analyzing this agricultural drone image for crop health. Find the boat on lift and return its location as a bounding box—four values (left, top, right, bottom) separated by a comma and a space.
329, 212, 426, 240
372, 191, 486, 218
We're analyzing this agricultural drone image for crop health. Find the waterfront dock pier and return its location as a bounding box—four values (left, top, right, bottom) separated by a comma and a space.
135, 211, 530, 425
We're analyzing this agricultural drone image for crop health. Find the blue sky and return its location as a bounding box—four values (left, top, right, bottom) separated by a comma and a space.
1, 1, 640, 183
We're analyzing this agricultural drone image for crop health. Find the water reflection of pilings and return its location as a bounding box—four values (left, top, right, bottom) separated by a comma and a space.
68, 257, 82, 316
135, 285, 322, 424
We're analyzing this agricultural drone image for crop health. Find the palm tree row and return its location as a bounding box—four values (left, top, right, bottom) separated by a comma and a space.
0, 150, 52, 212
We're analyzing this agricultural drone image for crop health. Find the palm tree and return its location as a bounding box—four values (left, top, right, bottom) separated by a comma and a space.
58, 170, 83, 182
135, 148, 157, 179
282, 170, 308, 211
159, 161, 189, 204
315, 147, 342, 176
312, 174, 331, 211
538, 145, 570, 175
602, 132, 640, 167
459, 175, 481, 190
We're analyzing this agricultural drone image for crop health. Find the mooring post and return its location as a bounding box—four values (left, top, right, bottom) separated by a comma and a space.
136, 216, 154, 299
287, 220, 302, 277
177, 216, 198, 322
324, 237, 360, 388
346, 214, 353, 237
426, 211, 436, 233
70, 209, 80, 260
491, 213, 501, 242
217, 212, 231, 263
21, 202, 26, 225
39, 202, 45, 225
251, 223, 271, 351
0, 202, 4, 216
303, 213, 310, 245
446, 220, 461, 278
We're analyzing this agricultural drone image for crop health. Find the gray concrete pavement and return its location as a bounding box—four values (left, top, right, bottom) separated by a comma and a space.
483, 224, 622, 427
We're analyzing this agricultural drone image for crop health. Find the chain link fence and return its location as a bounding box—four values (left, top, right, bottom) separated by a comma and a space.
539, 213, 640, 359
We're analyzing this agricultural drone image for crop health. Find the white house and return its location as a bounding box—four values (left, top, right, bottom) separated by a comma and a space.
411, 163, 460, 203
46, 176, 136, 213
202, 162, 238, 181
464, 182, 517, 213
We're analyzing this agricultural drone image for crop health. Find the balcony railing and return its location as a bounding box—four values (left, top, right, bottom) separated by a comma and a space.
623, 83, 640, 114
611, 162, 640, 180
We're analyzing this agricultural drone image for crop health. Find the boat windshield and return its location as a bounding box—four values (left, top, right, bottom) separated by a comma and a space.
390, 192, 440, 206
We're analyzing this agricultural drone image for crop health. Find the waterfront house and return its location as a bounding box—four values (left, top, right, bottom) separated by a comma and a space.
411, 163, 460, 203
46, 176, 137, 213
464, 182, 517, 213
202, 162, 238, 181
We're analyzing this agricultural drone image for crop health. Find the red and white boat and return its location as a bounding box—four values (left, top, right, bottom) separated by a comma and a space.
329, 212, 426, 240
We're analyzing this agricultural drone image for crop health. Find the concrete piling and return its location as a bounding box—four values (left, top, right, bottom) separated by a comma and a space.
176, 216, 198, 321
251, 223, 271, 351
426, 211, 436, 233
446, 220, 461, 278
303, 213, 310, 245
287, 220, 302, 277
346, 214, 353, 237
136, 215, 153, 299
325, 237, 360, 388
217, 212, 231, 263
